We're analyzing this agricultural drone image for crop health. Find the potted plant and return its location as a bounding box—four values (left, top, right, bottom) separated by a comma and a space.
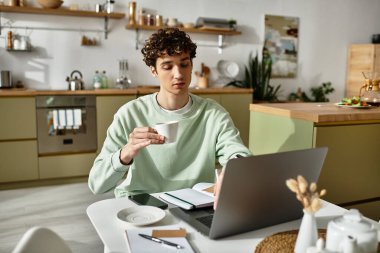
226, 50, 282, 102
288, 82, 334, 102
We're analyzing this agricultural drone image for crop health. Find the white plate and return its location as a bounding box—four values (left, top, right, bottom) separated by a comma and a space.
116, 206, 166, 226
334, 103, 372, 109
217, 60, 240, 78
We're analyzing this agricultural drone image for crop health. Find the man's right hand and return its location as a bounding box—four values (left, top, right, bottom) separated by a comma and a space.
213, 169, 225, 210
119, 127, 165, 165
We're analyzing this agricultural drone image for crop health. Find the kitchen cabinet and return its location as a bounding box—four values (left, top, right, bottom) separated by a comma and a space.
39, 153, 97, 179
346, 44, 380, 97
249, 103, 380, 220
220, 94, 251, 147
0, 97, 38, 183
96, 95, 136, 153
0, 97, 36, 140
0, 141, 38, 182
0, 88, 251, 186
0, 5, 125, 39
198, 93, 251, 146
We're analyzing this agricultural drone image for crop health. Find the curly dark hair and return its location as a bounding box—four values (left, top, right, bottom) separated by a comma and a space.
141, 28, 197, 67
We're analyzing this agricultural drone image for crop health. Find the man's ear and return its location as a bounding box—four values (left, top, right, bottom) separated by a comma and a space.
150, 66, 158, 77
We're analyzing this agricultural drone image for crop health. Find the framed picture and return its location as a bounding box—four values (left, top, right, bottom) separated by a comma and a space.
264, 15, 299, 78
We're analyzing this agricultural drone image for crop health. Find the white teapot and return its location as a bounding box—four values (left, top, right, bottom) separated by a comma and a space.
325, 209, 378, 253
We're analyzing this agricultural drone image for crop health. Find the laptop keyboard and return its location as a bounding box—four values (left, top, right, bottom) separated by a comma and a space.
196, 214, 214, 227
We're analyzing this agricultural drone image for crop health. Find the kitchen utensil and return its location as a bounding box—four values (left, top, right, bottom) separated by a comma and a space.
359, 72, 380, 106
116, 59, 132, 89
325, 209, 378, 253
66, 70, 84, 91
0, 71, 13, 88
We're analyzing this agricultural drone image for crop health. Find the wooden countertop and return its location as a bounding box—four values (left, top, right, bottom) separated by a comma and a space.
0, 87, 253, 97
250, 102, 380, 124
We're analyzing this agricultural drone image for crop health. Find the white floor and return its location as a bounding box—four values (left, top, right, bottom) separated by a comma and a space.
0, 182, 113, 253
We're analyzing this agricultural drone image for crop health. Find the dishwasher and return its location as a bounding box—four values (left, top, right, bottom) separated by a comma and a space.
36, 95, 97, 155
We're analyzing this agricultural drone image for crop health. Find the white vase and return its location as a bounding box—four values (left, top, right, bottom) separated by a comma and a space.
295, 210, 318, 253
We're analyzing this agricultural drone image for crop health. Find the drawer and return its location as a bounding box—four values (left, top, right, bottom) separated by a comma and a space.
39, 153, 96, 179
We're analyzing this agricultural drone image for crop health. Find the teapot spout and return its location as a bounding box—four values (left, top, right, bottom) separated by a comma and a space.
341, 235, 360, 253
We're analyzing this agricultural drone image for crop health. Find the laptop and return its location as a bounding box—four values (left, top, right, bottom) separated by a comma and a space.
169, 147, 328, 239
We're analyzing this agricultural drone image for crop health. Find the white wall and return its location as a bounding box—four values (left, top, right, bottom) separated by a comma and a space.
1, 0, 379, 101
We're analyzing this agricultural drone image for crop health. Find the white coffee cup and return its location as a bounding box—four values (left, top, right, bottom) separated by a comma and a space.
154, 121, 178, 143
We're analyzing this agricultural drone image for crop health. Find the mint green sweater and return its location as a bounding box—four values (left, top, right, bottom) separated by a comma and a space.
88, 93, 251, 197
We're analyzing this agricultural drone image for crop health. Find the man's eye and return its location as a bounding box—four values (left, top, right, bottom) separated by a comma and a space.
162, 65, 172, 70
181, 62, 190, 68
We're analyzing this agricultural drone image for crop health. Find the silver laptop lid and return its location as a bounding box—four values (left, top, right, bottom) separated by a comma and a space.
209, 147, 328, 239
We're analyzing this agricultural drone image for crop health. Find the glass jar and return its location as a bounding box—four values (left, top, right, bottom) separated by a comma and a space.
138, 9, 146, 26
146, 14, 154, 26
155, 15, 163, 27
360, 72, 380, 106
105, 0, 114, 14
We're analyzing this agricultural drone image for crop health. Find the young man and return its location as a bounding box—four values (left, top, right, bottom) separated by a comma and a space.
88, 28, 251, 198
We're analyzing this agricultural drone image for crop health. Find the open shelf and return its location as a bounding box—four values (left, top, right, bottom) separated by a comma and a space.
126, 24, 241, 36
0, 5, 125, 39
126, 24, 241, 53
6, 48, 32, 52
0, 5, 125, 19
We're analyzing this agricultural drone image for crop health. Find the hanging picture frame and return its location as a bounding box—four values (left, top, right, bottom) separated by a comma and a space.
264, 14, 299, 78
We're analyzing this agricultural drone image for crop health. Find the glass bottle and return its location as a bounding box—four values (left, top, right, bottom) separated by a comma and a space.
101, 70, 108, 89
93, 70, 102, 89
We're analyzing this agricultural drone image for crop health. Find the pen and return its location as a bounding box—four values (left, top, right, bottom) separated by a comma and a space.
138, 233, 184, 249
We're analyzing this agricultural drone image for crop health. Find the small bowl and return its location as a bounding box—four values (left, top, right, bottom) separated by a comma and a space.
37, 0, 64, 9
183, 23, 195, 29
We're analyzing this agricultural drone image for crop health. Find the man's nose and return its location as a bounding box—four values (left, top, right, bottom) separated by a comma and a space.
173, 65, 183, 79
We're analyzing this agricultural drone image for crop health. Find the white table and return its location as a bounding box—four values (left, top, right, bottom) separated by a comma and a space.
87, 197, 352, 253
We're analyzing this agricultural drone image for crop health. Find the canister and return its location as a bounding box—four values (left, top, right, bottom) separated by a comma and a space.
0, 71, 13, 88
155, 15, 163, 27
128, 2, 136, 25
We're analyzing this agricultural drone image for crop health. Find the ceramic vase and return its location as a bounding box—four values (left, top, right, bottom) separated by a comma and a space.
295, 210, 318, 253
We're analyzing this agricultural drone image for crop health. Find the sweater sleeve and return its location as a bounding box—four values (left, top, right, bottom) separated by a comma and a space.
214, 105, 252, 166
88, 111, 131, 194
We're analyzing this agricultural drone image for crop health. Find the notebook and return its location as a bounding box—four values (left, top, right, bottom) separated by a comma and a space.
124, 226, 194, 253
170, 147, 328, 239
159, 182, 214, 210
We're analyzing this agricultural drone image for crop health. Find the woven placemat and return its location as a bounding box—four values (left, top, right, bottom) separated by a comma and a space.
254, 229, 326, 253
255, 230, 380, 253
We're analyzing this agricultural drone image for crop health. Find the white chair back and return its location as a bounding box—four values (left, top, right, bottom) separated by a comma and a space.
12, 226, 72, 253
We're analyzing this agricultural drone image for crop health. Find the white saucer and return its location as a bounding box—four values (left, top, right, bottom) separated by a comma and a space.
116, 206, 166, 226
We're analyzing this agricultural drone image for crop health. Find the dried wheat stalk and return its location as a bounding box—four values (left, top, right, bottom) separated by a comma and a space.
286, 175, 326, 213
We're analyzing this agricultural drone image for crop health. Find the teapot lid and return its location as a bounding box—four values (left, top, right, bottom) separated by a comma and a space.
333, 209, 374, 232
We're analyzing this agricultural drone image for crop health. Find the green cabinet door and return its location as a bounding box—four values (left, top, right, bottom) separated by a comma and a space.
0, 97, 36, 140
0, 140, 38, 182
96, 95, 135, 153
249, 111, 314, 155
